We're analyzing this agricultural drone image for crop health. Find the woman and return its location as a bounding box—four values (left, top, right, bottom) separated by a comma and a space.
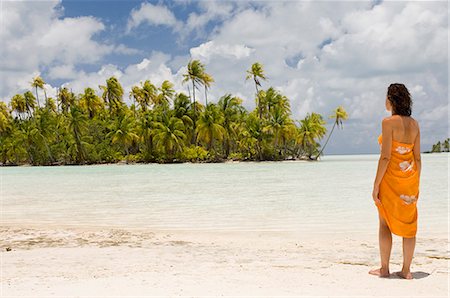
369, 83, 421, 280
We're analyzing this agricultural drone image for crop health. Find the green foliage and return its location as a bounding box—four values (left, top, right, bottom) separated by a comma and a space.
181, 145, 210, 162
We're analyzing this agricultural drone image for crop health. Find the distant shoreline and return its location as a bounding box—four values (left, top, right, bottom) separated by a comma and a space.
1, 151, 445, 167
1, 156, 314, 167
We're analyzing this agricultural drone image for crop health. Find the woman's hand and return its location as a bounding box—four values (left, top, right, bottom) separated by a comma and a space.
372, 185, 381, 205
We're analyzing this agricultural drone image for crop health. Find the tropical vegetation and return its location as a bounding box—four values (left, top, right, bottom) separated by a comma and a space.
428, 138, 450, 153
0, 61, 348, 166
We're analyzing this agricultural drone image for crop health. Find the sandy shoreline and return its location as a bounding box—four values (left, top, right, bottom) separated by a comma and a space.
1, 226, 448, 297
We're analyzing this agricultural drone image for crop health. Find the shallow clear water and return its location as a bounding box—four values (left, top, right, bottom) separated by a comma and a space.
1, 153, 448, 235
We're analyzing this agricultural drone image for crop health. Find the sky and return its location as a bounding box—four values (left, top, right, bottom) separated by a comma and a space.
1, 0, 448, 155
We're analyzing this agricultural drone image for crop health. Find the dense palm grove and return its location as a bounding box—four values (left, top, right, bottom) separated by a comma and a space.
0, 61, 349, 166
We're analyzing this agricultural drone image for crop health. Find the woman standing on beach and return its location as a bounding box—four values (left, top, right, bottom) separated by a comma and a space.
370, 83, 421, 280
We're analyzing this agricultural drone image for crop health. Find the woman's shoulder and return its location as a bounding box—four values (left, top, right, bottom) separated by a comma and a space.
384, 115, 418, 125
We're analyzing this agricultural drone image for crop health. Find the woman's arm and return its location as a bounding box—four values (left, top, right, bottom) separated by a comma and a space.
413, 123, 421, 181
372, 119, 392, 203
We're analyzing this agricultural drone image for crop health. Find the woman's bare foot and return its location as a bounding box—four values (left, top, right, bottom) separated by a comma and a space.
396, 271, 413, 280
369, 267, 390, 278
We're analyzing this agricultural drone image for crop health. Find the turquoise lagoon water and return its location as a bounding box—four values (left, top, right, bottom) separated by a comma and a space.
1, 153, 448, 235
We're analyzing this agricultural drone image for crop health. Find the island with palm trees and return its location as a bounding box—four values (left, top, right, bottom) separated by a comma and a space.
0, 61, 348, 166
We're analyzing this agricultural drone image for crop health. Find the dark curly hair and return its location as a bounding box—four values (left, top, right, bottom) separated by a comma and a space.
387, 83, 412, 116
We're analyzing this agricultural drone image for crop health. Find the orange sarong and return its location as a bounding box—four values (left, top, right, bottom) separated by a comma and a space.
376, 133, 420, 238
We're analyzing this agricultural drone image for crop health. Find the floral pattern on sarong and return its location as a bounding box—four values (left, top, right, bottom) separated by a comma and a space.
399, 194, 417, 205
395, 146, 411, 154
399, 160, 414, 172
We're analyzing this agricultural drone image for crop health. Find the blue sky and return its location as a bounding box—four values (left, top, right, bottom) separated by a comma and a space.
61, 1, 196, 57
1, 0, 448, 155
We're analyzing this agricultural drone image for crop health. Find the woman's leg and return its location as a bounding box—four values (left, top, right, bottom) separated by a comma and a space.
369, 215, 392, 277
399, 237, 415, 279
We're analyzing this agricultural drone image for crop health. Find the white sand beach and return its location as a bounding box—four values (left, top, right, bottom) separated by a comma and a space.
1, 226, 448, 297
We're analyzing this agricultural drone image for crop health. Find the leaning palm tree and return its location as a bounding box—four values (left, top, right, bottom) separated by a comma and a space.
246, 62, 267, 119
313, 105, 348, 160
31, 76, 47, 108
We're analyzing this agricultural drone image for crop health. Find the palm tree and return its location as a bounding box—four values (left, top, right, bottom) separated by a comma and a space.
182, 59, 206, 142
246, 62, 267, 119
153, 113, 186, 161
157, 80, 175, 114
173, 93, 194, 140
0, 102, 11, 135
30, 109, 55, 164
67, 104, 89, 163
80, 87, 103, 119
45, 97, 57, 113
31, 76, 46, 108
202, 72, 214, 106
297, 112, 327, 160
196, 103, 226, 153
107, 112, 139, 162
267, 105, 296, 158
10, 94, 28, 120
129, 85, 142, 116
137, 110, 156, 160
443, 138, 450, 152
141, 80, 158, 111
23, 91, 37, 118
58, 87, 75, 113
244, 111, 265, 160
313, 105, 348, 160
99, 76, 124, 116
218, 94, 245, 157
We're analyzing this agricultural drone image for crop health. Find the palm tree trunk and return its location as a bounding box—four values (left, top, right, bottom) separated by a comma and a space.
35, 86, 40, 108
192, 80, 197, 145
314, 121, 336, 160
254, 77, 261, 119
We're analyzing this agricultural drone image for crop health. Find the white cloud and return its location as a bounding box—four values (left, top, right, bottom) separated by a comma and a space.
126, 2, 181, 33
0, 1, 121, 101
178, 1, 237, 40
113, 44, 143, 55
190, 41, 255, 63
48, 64, 78, 80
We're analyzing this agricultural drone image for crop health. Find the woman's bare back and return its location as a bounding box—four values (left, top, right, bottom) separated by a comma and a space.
388, 115, 419, 144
